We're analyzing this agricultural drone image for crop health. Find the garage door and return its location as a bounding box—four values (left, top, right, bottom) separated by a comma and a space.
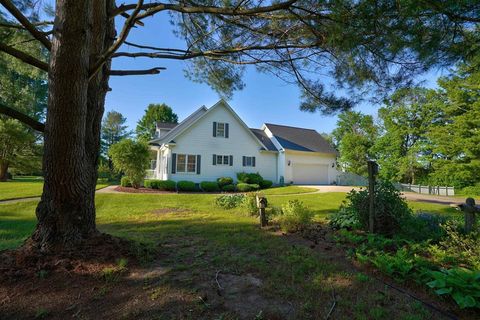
292, 164, 329, 184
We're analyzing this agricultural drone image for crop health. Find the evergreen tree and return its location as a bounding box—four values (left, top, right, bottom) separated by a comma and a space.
101, 110, 130, 161
136, 103, 178, 141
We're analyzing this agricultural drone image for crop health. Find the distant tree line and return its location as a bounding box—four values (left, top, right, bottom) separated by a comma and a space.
328, 61, 480, 189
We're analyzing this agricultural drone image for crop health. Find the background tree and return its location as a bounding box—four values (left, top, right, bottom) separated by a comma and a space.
0, 10, 47, 180
109, 139, 149, 188
332, 111, 377, 176
101, 110, 130, 166
373, 88, 441, 183
136, 103, 178, 140
0, 0, 477, 251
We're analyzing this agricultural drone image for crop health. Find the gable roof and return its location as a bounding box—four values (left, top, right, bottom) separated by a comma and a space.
250, 129, 278, 151
150, 105, 207, 144
150, 100, 270, 151
156, 122, 177, 129
264, 123, 337, 154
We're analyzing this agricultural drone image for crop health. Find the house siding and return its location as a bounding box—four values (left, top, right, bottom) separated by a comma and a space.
167, 104, 277, 183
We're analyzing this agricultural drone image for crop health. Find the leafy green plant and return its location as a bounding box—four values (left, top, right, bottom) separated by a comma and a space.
217, 177, 234, 188
329, 206, 360, 230
109, 139, 150, 188
427, 268, 480, 309
259, 179, 273, 189
200, 181, 220, 192
222, 184, 236, 192
177, 180, 196, 192
120, 176, 131, 187
215, 194, 245, 209
236, 172, 263, 184
242, 193, 258, 215
341, 182, 412, 236
237, 183, 260, 192
278, 200, 313, 232
144, 179, 176, 191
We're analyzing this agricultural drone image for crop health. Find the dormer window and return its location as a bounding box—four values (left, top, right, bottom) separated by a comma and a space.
213, 122, 229, 138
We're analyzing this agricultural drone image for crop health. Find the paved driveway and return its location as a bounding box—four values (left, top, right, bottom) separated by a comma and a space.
299, 185, 468, 206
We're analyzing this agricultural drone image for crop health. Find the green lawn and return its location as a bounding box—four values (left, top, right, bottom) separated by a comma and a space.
261, 185, 317, 195
0, 179, 109, 201
0, 192, 461, 318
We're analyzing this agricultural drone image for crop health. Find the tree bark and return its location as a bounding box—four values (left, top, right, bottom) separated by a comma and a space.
0, 160, 9, 181
31, 0, 114, 251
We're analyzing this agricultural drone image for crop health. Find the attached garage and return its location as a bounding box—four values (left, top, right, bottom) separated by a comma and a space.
292, 163, 329, 185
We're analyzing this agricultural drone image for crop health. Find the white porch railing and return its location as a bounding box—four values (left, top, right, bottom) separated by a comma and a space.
145, 169, 156, 179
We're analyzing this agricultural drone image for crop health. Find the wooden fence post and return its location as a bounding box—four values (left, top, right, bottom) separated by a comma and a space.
367, 161, 378, 233
459, 198, 479, 234
256, 195, 268, 227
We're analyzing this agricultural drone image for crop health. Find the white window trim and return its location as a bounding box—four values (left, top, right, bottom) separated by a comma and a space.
244, 156, 254, 167
176, 154, 197, 174
216, 122, 226, 138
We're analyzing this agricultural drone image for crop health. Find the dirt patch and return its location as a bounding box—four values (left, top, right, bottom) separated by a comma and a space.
151, 208, 192, 215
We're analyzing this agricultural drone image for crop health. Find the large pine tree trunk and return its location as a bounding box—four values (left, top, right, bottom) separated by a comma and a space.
32, 0, 114, 251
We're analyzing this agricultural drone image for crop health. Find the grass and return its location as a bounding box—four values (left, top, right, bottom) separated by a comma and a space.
0, 192, 461, 318
261, 185, 317, 195
0, 177, 109, 201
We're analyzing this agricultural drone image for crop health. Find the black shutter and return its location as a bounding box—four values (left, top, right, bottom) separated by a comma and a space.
213, 154, 217, 165
213, 122, 217, 137
252, 157, 256, 167
196, 155, 201, 174
242, 156, 246, 166
171, 153, 177, 174
225, 123, 229, 138
229, 155, 233, 166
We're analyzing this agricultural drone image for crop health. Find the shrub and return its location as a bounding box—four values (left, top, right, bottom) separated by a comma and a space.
222, 184, 236, 192
109, 139, 150, 188
215, 194, 245, 209
236, 172, 263, 184
341, 182, 412, 236
329, 206, 360, 230
237, 183, 260, 192
200, 181, 220, 192
260, 179, 273, 189
217, 177, 234, 188
120, 176, 131, 187
157, 180, 176, 191
427, 268, 480, 309
144, 179, 158, 189
177, 180, 196, 192
459, 183, 480, 197
278, 200, 313, 232
242, 193, 258, 215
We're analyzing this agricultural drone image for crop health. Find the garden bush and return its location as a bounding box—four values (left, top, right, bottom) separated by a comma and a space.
278, 200, 313, 232
215, 194, 245, 209
120, 176, 132, 187
109, 139, 150, 188
242, 193, 258, 215
217, 177, 234, 188
237, 183, 260, 192
341, 182, 412, 236
237, 172, 263, 185
200, 181, 220, 192
144, 179, 176, 191
459, 183, 480, 197
177, 180, 196, 192
329, 206, 360, 230
222, 184, 236, 192
259, 179, 273, 189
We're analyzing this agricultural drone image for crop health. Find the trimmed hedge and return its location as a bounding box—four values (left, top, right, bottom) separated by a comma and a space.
237, 172, 263, 185
144, 179, 176, 191
200, 181, 220, 192
217, 177, 234, 188
177, 180, 196, 192
237, 183, 260, 192
260, 179, 273, 189
222, 184, 236, 192
120, 176, 132, 187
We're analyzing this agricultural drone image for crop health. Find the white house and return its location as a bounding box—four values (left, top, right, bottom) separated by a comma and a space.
148, 100, 338, 185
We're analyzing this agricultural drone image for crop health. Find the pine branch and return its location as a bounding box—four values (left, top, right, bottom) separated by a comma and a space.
109, 67, 166, 76
0, 0, 52, 50
0, 41, 48, 71
0, 102, 45, 132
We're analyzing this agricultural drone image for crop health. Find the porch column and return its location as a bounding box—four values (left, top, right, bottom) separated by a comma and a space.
156, 148, 161, 179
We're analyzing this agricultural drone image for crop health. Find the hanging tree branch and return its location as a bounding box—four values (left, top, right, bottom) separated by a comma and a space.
0, 41, 48, 71
108, 67, 166, 76
0, 0, 52, 50
0, 102, 45, 132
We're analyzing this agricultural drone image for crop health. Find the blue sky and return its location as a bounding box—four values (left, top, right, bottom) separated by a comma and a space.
104, 10, 442, 134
